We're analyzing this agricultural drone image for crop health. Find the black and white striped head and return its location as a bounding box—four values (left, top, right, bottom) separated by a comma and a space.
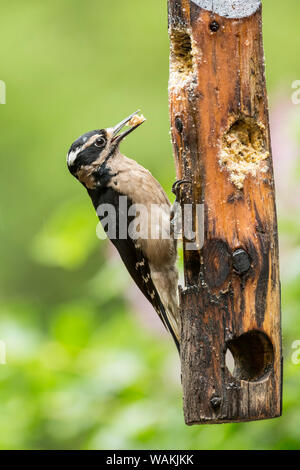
67, 111, 145, 178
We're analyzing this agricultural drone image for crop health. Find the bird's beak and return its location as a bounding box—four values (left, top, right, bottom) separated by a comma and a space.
111, 110, 146, 144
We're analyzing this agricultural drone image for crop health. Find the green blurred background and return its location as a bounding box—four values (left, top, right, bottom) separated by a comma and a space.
0, 0, 300, 450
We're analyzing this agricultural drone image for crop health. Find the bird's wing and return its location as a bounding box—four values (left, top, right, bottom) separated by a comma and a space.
110, 236, 180, 352
92, 179, 180, 352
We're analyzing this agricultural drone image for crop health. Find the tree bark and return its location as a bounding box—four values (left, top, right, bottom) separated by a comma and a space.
168, 0, 282, 424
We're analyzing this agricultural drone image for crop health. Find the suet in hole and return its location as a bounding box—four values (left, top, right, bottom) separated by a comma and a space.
169, 29, 196, 89
225, 330, 274, 382
219, 117, 269, 189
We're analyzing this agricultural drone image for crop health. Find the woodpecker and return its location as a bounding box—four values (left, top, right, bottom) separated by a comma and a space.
67, 111, 180, 351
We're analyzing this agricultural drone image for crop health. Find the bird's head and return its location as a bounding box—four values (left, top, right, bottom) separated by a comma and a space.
67, 111, 146, 187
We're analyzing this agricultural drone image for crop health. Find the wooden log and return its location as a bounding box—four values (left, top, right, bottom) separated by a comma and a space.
168, 0, 282, 424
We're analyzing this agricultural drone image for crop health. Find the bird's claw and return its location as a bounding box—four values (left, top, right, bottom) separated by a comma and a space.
172, 179, 192, 202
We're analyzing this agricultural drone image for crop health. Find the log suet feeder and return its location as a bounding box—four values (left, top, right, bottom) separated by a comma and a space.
168, 0, 282, 424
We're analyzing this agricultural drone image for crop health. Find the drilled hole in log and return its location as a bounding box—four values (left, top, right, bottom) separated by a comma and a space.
226, 330, 274, 382
169, 29, 196, 89
219, 117, 269, 189
170, 30, 193, 72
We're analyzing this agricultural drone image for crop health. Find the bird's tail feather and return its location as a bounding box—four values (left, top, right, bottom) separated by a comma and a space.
158, 301, 180, 353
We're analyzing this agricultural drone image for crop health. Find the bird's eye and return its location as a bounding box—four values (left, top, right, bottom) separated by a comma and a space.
95, 137, 106, 148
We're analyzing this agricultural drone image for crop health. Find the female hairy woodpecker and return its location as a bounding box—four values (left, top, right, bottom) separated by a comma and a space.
67, 111, 180, 351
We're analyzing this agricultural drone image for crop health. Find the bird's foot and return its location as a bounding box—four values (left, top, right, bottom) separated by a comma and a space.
172, 179, 191, 203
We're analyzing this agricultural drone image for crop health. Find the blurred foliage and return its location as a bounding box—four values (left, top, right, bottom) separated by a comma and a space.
0, 0, 300, 450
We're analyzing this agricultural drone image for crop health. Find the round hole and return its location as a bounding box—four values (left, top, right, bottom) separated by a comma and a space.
225, 330, 274, 382
210, 21, 220, 32
175, 116, 183, 133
